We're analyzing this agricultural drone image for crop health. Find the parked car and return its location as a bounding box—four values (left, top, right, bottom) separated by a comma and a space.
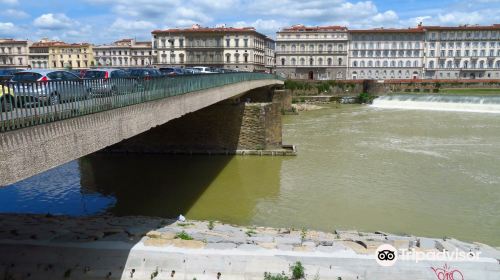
159, 67, 185, 76
0, 84, 15, 112
184, 68, 201, 75
129, 68, 163, 79
71, 69, 88, 78
10, 69, 88, 106
191, 67, 216, 74
83, 69, 131, 95
0, 69, 23, 82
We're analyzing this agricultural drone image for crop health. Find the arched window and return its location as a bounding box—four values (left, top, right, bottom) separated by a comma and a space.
300, 44, 305, 51
309, 57, 314, 66
398, 60, 403, 67
375, 61, 380, 67
463, 60, 468, 69
318, 45, 323, 52
309, 45, 314, 51
327, 58, 332, 65
353, 61, 358, 67
300, 58, 305, 65
405, 61, 411, 67
368, 61, 373, 67
360, 61, 365, 67
338, 57, 342, 65
391, 61, 396, 67
479, 60, 484, 68
383, 61, 388, 67
291, 58, 296, 65
291, 45, 296, 52
318, 58, 323, 65
413, 61, 418, 67
446, 61, 452, 68
281, 58, 285, 66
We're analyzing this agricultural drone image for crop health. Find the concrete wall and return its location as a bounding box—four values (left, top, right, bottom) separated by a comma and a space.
0, 79, 283, 186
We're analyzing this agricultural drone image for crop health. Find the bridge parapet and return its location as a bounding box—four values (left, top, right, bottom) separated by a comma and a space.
0, 73, 283, 132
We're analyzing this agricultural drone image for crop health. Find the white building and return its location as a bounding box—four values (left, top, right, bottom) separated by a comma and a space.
151, 24, 275, 72
275, 25, 349, 80
0, 39, 30, 69
423, 24, 500, 79
94, 39, 153, 67
348, 27, 425, 80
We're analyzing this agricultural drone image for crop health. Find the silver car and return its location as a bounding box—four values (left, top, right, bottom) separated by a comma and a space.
11, 69, 89, 106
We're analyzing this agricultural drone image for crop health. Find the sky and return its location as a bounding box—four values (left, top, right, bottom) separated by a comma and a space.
0, 0, 499, 44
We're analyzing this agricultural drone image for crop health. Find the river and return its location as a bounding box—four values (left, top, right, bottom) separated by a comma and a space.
1, 102, 499, 246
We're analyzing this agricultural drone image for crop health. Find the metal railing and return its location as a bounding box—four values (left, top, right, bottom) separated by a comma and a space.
0, 73, 282, 132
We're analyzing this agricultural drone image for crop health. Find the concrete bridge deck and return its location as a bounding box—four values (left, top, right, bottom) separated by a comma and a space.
0, 74, 283, 186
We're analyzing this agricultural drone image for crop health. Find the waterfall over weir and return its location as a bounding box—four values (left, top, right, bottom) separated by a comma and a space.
371, 94, 500, 113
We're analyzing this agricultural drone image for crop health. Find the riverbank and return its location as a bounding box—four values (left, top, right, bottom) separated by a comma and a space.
0, 214, 499, 279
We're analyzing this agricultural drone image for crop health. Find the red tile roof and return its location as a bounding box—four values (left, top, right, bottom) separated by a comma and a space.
152, 26, 258, 34
280, 25, 347, 32
350, 27, 425, 33
422, 24, 500, 31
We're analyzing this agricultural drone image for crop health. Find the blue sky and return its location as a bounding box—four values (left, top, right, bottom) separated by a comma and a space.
0, 0, 499, 44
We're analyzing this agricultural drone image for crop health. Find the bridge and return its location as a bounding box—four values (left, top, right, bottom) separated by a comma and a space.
0, 73, 284, 186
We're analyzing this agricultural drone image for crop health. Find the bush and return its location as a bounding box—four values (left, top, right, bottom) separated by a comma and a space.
358, 92, 373, 104
290, 262, 305, 279
175, 231, 193, 240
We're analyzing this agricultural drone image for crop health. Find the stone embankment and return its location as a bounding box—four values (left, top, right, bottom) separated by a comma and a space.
0, 214, 499, 279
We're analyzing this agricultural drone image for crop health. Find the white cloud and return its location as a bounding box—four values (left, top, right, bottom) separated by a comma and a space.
5, 9, 29, 19
0, 22, 17, 36
110, 19, 157, 32
33, 13, 76, 30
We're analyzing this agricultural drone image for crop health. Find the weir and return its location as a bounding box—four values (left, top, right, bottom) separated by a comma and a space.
371, 94, 500, 113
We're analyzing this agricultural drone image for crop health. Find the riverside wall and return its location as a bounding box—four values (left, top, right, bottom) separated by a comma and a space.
286, 79, 500, 98
0, 214, 499, 280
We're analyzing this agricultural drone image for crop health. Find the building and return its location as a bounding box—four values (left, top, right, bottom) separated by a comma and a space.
265, 37, 276, 73
29, 40, 50, 69
348, 27, 425, 80
0, 39, 30, 69
151, 24, 275, 72
422, 24, 500, 80
93, 39, 153, 67
275, 25, 349, 80
48, 41, 94, 69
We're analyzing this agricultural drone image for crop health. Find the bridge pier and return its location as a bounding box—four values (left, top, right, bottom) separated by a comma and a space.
104, 89, 294, 155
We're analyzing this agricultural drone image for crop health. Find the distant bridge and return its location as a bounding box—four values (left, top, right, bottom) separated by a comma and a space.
0, 73, 284, 186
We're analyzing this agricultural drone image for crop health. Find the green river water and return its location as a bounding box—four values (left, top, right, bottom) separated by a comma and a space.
3, 104, 500, 246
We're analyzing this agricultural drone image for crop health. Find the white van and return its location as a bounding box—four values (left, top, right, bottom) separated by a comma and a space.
192, 67, 215, 74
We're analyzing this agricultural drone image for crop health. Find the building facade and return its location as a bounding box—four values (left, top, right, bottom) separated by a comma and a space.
275, 25, 349, 80
29, 40, 50, 69
0, 39, 30, 69
423, 25, 500, 80
348, 27, 425, 80
151, 24, 275, 72
49, 42, 93, 69
94, 39, 153, 67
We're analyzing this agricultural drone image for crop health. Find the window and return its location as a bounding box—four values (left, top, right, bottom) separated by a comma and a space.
281, 58, 285, 65
243, 39, 248, 48
338, 58, 342, 65
226, 39, 230, 47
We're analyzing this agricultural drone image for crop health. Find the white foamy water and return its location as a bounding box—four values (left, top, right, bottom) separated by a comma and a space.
372, 94, 500, 113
